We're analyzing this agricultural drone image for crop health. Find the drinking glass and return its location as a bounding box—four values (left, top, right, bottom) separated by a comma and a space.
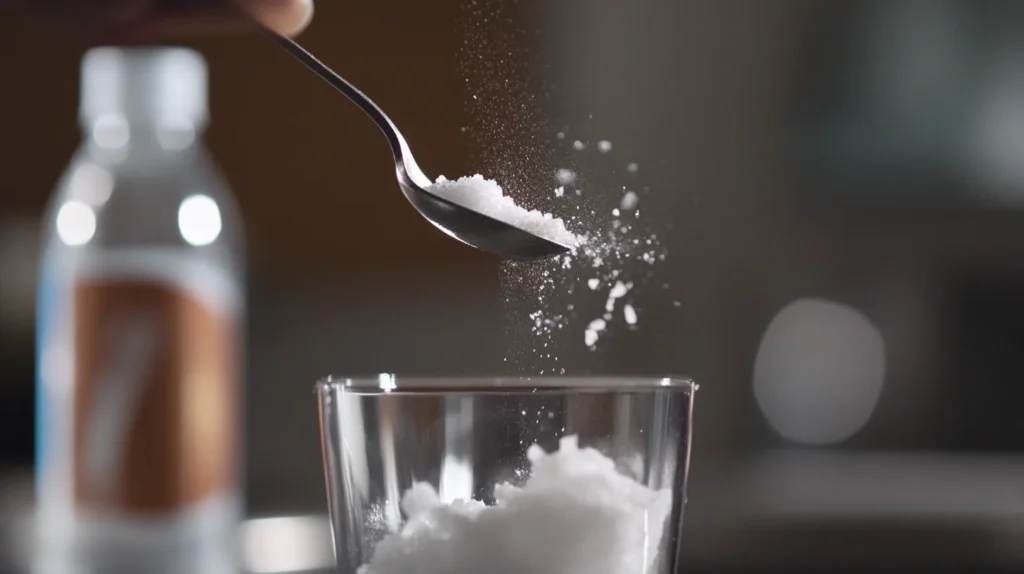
315, 375, 696, 574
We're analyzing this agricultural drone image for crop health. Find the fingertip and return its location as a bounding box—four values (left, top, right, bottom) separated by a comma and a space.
245, 0, 313, 37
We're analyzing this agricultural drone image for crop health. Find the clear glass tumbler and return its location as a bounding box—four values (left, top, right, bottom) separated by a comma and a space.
315, 375, 696, 574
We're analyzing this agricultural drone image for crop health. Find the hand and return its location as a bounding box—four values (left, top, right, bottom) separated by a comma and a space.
235, 0, 315, 36
17, 0, 314, 40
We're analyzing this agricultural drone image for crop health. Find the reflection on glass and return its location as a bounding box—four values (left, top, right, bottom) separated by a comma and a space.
55, 200, 96, 246
91, 114, 130, 150
177, 194, 222, 246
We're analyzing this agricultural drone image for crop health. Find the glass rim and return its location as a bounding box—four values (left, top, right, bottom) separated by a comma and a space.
315, 374, 697, 395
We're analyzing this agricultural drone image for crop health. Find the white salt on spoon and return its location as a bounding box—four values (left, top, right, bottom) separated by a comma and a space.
429, 175, 581, 248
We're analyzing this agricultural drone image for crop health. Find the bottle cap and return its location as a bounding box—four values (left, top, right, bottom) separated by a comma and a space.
79, 47, 209, 126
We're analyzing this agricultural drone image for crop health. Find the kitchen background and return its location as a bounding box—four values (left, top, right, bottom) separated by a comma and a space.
2, 0, 1024, 572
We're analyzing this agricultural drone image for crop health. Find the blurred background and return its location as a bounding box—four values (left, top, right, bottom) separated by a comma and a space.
2, 0, 1024, 572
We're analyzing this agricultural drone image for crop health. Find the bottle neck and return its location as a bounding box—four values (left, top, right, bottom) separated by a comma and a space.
80, 114, 207, 156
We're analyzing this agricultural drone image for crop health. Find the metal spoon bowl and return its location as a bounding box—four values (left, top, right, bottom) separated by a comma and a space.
265, 31, 573, 260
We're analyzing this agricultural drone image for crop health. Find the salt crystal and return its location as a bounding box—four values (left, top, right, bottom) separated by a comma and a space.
357, 435, 673, 574
612, 208, 620, 217
428, 175, 579, 247
583, 317, 607, 347
556, 132, 565, 139
572, 140, 586, 151
554, 168, 576, 186
597, 140, 613, 153
627, 162, 639, 173
605, 280, 630, 312
587, 278, 600, 290
624, 304, 637, 325
609, 280, 629, 299
620, 191, 639, 211
554, 186, 565, 197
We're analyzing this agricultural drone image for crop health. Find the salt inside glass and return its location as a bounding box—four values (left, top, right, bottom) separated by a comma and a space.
315, 376, 695, 574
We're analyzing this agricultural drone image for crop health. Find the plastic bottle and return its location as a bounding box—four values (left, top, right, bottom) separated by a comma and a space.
35, 46, 245, 574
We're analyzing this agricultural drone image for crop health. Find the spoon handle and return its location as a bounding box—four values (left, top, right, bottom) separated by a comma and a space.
264, 29, 404, 158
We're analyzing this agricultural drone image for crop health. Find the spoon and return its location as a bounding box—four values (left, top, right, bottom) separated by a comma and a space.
264, 30, 572, 260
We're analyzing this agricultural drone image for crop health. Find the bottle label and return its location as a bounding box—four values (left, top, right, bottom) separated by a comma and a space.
71, 277, 239, 515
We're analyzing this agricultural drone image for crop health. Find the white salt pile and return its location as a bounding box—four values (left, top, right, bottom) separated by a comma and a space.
428, 175, 580, 247
357, 435, 673, 574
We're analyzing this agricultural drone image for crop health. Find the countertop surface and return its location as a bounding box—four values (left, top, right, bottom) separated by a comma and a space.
6, 449, 1024, 573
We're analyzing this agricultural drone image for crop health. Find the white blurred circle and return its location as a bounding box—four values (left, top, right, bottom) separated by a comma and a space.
753, 298, 886, 446
92, 114, 130, 149
55, 200, 97, 246
67, 163, 114, 206
177, 194, 222, 246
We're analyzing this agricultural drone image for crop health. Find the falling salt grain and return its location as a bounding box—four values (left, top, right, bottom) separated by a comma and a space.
604, 280, 631, 312
620, 191, 639, 210
572, 140, 586, 151
627, 162, 639, 173
587, 278, 600, 290
584, 318, 607, 347
597, 140, 613, 153
612, 208, 620, 217
624, 304, 637, 325
554, 186, 565, 197
609, 281, 629, 299
555, 168, 577, 186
